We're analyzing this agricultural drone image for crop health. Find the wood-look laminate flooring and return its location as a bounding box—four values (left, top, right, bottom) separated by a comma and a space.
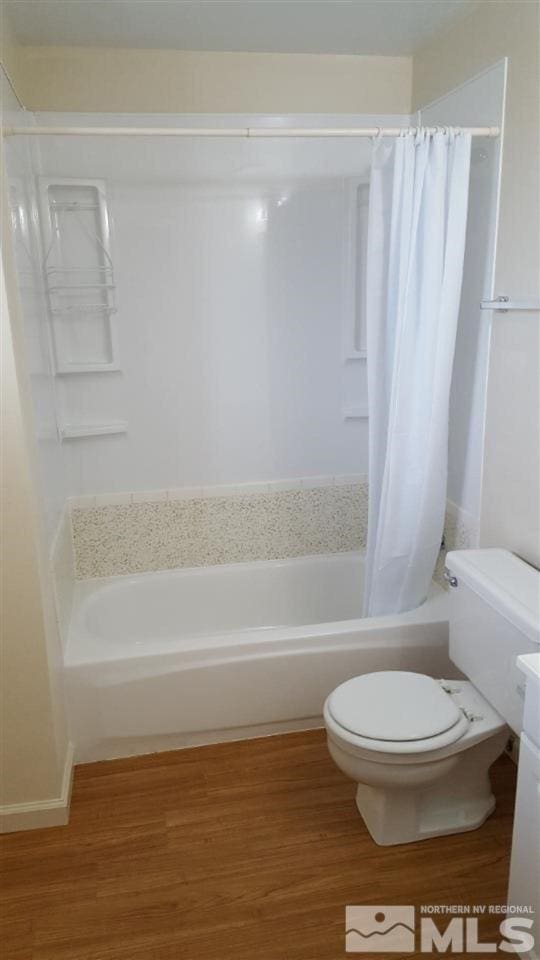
1, 730, 516, 960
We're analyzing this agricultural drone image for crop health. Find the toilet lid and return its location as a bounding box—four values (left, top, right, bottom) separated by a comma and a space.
327, 672, 463, 742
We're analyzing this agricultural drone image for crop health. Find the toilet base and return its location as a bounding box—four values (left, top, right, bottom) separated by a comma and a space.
352, 728, 508, 845
355, 777, 496, 846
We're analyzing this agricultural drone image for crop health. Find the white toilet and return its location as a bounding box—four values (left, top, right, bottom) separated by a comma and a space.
324, 549, 539, 846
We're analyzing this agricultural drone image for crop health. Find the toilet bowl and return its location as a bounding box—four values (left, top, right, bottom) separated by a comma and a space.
324, 671, 508, 846
323, 549, 539, 846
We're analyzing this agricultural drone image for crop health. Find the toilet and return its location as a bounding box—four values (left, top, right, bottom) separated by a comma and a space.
324, 549, 540, 846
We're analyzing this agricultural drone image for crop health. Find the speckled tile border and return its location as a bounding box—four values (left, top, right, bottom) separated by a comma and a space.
71, 477, 369, 579
434, 501, 480, 589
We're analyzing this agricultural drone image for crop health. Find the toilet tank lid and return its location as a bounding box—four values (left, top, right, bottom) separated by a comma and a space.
446, 549, 540, 645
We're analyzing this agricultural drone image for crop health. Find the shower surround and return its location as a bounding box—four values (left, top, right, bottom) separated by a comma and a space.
4, 105, 499, 768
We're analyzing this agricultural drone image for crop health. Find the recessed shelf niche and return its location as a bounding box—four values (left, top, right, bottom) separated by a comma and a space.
343, 179, 370, 361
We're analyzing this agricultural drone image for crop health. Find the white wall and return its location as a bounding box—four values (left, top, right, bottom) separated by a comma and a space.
23, 112, 406, 497
419, 61, 506, 532
413, 1, 540, 568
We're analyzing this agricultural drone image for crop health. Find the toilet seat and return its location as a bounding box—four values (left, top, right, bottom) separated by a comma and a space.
325, 671, 471, 756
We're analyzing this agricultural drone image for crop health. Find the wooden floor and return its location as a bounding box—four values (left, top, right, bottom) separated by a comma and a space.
1, 730, 516, 960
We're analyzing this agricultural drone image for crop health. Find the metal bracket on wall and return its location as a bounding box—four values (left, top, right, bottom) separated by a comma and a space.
480, 296, 540, 313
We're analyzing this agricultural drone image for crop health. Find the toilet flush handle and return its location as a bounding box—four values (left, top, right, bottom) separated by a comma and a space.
443, 568, 458, 588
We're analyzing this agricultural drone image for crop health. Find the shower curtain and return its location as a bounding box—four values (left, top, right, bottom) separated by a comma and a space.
363, 129, 472, 617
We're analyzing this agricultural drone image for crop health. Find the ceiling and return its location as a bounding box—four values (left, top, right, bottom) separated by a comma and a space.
5, 0, 478, 56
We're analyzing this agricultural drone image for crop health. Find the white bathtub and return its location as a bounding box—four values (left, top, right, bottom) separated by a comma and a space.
65, 552, 454, 762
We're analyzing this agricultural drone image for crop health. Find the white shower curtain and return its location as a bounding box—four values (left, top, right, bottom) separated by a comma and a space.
363, 129, 472, 617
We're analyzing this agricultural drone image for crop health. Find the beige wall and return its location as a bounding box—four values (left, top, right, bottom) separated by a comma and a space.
1, 151, 71, 825
414, 1, 540, 568
3, 45, 412, 114
1, 270, 58, 806
0, 8, 22, 93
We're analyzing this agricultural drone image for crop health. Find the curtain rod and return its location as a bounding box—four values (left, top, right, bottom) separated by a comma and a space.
3, 125, 500, 139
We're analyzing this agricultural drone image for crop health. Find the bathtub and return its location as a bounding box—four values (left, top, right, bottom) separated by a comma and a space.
64, 551, 454, 762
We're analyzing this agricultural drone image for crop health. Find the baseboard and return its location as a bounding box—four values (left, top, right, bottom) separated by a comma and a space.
0, 741, 74, 834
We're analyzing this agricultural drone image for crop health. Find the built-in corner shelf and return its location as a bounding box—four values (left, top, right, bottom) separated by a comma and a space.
343, 403, 369, 421
55, 362, 121, 376
60, 421, 128, 441
346, 349, 367, 361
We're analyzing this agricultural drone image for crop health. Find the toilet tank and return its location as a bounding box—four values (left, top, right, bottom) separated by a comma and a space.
446, 549, 540, 735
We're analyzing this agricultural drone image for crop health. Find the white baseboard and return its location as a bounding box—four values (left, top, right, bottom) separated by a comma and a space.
0, 741, 74, 834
